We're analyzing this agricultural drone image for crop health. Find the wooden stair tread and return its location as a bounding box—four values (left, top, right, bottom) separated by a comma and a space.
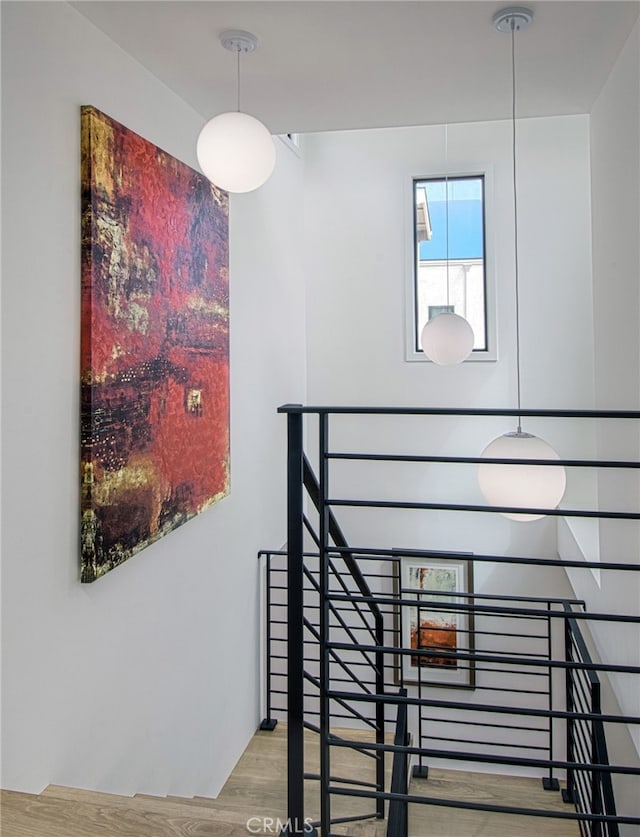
2, 725, 581, 836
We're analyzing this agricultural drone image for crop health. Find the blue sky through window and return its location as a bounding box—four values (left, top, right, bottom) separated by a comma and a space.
418, 177, 484, 261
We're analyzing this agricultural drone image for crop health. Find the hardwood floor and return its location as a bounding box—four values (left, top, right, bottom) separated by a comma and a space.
1, 724, 579, 836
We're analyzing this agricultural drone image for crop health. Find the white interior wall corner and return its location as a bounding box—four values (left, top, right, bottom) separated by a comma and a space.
0, 1, 306, 796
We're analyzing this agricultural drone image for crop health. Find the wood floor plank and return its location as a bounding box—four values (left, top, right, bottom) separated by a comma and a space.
1, 789, 282, 837
1, 724, 583, 837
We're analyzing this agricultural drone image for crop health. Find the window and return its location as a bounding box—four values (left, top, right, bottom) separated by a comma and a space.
407, 173, 495, 361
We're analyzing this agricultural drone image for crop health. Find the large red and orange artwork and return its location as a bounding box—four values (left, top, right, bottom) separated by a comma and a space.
80, 106, 229, 582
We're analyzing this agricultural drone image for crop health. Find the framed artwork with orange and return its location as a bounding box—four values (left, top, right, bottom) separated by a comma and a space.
397, 555, 475, 689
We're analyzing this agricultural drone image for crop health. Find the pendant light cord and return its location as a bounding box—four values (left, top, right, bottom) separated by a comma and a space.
511, 21, 523, 432
236, 47, 241, 112
445, 124, 450, 308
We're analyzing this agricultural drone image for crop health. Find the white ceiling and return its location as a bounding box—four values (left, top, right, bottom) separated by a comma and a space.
73, 1, 639, 134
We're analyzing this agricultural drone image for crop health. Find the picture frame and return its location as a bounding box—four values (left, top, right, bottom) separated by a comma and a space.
396, 554, 475, 689
80, 106, 230, 583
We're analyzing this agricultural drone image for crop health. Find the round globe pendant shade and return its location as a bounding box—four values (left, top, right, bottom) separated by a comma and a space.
478, 432, 566, 521
196, 111, 276, 193
420, 312, 474, 365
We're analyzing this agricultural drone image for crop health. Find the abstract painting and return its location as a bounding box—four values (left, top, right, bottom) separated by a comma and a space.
398, 555, 475, 688
80, 106, 229, 582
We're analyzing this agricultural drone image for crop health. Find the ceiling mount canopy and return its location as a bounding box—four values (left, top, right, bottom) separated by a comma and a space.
219, 29, 259, 54
492, 7, 533, 34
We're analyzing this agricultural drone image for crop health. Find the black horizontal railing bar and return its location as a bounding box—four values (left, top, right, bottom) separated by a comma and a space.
325, 784, 640, 826
408, 664, 542, 682
327, 689, 640, 727
427, 659, 547, 676
330, 712, 380, 724
324, 733, 377, 761
264, 542, 638, 578
453, 652, 548, 666
303, 672, 377, 730
457, 685, 548, 696
328, 638, 640, 676
327, 451, 640, 469
278, 404, 640, 419
317, 812, 379, 828
327, 497, 640, 520
422, 735, 549, 752
270, 585, 321, 596
304, 773, 379, 789
423, 716, 547, 734
327, 591, 640, 628
327, 658, 381, 670
401, 586, 571, 608
332, 678, 377, 690
331, 544, 640, 573
471, 633, 547, 645
327, 735, 640, 777
574, 755, 592, 778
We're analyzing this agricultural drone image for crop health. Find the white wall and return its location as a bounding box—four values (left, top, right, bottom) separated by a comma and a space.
301, 42, 639, 820
303, 116, 594, 567
300, 116, 595, 777
0, 1, 305, 797
568, 15, 640, 782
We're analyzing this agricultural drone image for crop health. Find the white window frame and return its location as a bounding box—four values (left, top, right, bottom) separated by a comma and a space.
404, 166, 498, 363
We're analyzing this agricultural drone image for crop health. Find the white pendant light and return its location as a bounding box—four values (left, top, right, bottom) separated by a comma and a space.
421, 312, 474, 365
196, 30, 276, 193
478, 7, 566, 520
479, 431, 566, 521
420, 125, 474, 365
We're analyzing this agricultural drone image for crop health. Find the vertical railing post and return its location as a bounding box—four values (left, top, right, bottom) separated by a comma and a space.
591, 680, 602, 837
318, 412, 331, 837
543, 602, 559, 790
562, 616, 576, 805
286, 408, 306, 835
260, 552, 278, 731
413, 598, 429, 780
375, 610, 386, 818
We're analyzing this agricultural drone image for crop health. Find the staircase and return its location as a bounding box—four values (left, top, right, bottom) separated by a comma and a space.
270, 403, 640, 836
1, 724, 580, 837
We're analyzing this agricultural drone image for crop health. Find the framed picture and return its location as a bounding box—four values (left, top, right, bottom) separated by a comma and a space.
80, 106, 230, 582
397, 554, 475, 689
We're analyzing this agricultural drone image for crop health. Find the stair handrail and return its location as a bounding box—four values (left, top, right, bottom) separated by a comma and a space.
303, 453, 383, 626
563, 601, 619, 837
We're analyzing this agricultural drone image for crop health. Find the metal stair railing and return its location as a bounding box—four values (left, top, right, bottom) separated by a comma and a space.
563, 602, 620, 837
272, 403, 640, 836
